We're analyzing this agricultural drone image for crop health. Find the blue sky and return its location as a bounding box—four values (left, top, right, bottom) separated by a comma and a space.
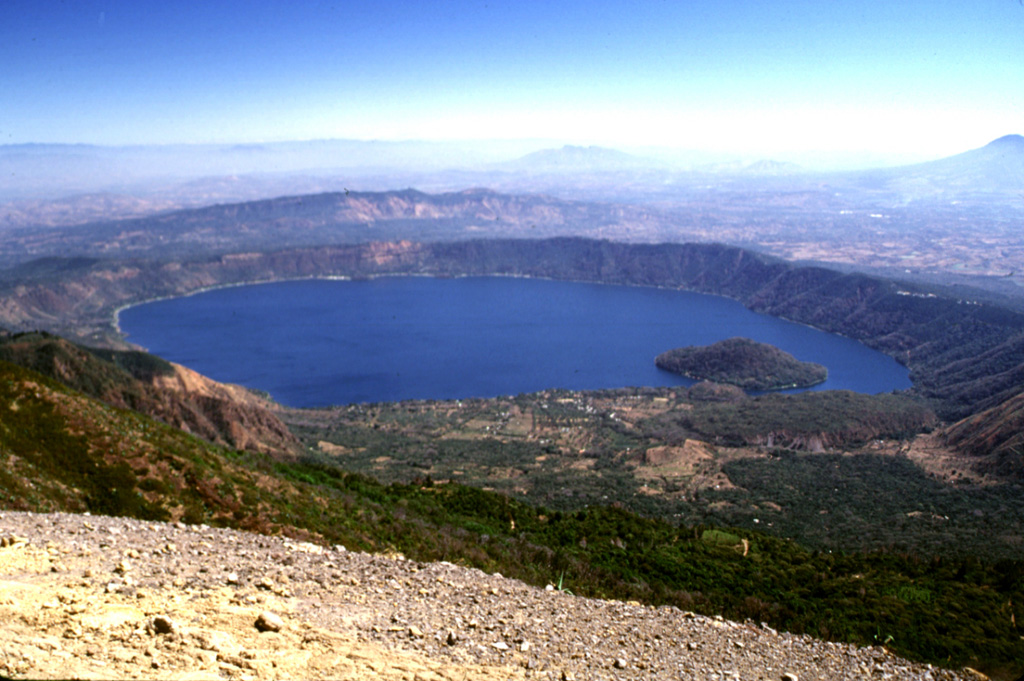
2, 0, 1022, 162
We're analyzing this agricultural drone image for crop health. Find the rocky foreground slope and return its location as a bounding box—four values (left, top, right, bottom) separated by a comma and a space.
1, 512, 974, 681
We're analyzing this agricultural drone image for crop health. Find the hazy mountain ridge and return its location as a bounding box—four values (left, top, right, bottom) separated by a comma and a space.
498, 144, 669, 172
845, 134, 1024, 202
0, 139, 543, 203
695, 158, 804, 176
4, 135, 1020, 212
0, 188, 677, 268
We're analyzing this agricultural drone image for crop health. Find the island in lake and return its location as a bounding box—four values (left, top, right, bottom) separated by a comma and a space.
655, 337, 828, 391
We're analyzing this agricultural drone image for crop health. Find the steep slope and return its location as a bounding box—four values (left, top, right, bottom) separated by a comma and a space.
851, 133, 1024, 201
901, 134, 1024, 192
944, 389, 1024, 481
0, 358, 293, 529
0, 332, 300, 457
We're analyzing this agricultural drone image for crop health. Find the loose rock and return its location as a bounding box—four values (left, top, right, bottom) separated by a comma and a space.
148, 615, 177, 635
0, 511, 980, 681
254, 611, 284, 633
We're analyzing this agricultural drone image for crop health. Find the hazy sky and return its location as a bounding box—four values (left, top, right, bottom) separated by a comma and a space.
3, 0, 1022, 162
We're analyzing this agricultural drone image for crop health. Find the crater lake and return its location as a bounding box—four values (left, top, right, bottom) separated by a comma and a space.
118, 276, 913, 408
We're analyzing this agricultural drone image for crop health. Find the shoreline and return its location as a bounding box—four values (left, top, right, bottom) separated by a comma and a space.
114, 275, 909, 409
110, 265, 881, 372
112, 274, 356, 347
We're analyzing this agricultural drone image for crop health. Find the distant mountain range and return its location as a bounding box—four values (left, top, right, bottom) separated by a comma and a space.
847, 134, 1024, 201
0, 139, 541, 203
2, 135, 1021, 207
498, 145, 804, 177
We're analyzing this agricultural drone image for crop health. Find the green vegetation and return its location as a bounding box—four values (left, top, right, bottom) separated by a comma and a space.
0, 331, 298, 457
288, 389, 1012, 560
1, 359, 1023, 675
655, 337, 828, 390
0, 360, 169, 520
701, 452, 1024, 559
0, 331, 172, 404
647, 390, 938, 447
0, 358, 300, 533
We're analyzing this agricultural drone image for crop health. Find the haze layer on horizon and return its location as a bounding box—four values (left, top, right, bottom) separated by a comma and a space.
3, 0, 1022, 168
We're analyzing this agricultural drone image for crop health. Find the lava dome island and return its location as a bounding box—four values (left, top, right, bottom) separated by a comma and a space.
655, 337, 828, 391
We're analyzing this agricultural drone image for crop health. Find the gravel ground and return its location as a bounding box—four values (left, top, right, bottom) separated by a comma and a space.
0, 511, 978, 681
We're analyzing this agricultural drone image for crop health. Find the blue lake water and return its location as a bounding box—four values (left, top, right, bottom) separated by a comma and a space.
118, 277, 912, 408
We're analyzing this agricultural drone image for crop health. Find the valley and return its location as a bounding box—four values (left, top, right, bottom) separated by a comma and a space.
283, 387, 1023, 560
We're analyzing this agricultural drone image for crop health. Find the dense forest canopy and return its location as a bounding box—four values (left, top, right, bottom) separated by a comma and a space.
655, 337, 828, 390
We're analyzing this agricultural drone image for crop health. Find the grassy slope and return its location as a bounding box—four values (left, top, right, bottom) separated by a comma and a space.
0, 358, 298, 531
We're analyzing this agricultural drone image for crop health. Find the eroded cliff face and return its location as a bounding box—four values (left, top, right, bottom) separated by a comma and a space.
943, 390, 1024, 481
146, 362, 301, 457
0, 333, 301, 458
751, 430, 880, 453
712, 411, 937, 454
